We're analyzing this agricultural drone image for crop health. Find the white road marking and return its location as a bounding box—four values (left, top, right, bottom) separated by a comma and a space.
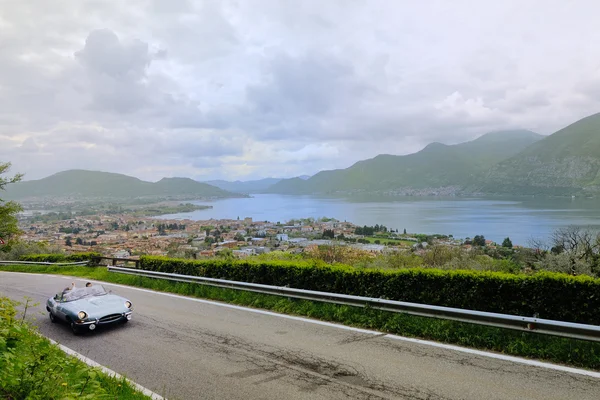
3, 271, 600, 379
46, 337, 166, 399
384, 334, 600, 379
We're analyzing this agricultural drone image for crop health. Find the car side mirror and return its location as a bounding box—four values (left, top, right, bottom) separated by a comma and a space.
54, 294, 60, 301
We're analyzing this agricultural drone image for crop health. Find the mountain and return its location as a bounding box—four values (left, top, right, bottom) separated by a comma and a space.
477, 113, 600, 196
205, 178, 282, 193
266, 130, 544, 195
3, 170, 243, 200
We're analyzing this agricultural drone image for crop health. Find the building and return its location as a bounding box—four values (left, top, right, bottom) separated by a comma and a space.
233, 249, 255, 258
250, 237, 268, 245
220, 240, 239, 249
113, 250, 131, 258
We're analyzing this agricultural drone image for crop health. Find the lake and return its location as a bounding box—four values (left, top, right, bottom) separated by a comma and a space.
156, 194, 600, 245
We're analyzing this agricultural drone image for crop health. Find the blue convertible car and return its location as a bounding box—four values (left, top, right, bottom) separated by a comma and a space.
46, 284, 133, 334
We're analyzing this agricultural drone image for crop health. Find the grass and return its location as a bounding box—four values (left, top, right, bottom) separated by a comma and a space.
2, 264, 600, 371
0, 296, 152, 400
362, 236, 414, 246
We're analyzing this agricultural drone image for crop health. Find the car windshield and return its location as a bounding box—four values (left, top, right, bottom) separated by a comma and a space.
62, 285, 107, 302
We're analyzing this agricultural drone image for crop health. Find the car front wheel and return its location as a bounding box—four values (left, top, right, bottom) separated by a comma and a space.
49, 312, 57, 323
70, 322, 81, 335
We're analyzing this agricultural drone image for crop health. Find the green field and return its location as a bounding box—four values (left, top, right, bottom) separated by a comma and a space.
362, 236, 415, 246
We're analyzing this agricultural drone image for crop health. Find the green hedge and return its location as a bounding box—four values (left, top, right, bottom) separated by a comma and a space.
140, 256, 600, 325
19, 252, 101, 263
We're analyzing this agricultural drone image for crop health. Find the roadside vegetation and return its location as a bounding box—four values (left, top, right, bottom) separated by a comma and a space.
252, 226, 600, 278
1, 264, 599, 370
0, 296, 152, 399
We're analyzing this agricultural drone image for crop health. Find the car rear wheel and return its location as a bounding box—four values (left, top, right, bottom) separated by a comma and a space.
49, 312, 57, 323
70, 322, 81, 335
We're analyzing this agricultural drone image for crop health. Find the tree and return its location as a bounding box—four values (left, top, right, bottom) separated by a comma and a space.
0, 162, 23, 250
65, 237, 73, 247
75, 237, 83, 245
403, 228, 407, 235
216, 248, 234, 260
550, 226, 600, 275
323, 229, 335, 239
472, 235, 486, 247
502, 237, 513, 248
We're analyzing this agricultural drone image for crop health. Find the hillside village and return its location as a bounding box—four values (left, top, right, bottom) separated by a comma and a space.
17, 212, 472, 261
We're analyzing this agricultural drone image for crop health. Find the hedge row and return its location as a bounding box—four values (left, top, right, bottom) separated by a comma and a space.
140, 256, 600, 325
19, 252, 101, 263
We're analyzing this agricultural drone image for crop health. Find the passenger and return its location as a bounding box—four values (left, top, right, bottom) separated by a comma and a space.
62, 282, 75, 294
85, 282, 92, 287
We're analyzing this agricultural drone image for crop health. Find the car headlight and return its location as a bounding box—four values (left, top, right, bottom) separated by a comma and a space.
125, 301, 132, 309
77, 311, 87, 320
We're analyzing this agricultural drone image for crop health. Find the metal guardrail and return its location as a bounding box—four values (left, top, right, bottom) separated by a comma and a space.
95, 256, 141, 268
0, 260, 90, 266
107, 266, 600, 342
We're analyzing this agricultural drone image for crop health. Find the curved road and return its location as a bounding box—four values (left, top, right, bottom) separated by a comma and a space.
1, 272, 598, 400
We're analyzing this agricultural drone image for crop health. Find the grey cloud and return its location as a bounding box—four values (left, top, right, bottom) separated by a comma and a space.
75, 29, 152, 79
246, 52, 361, 116
191, 157, 222, 169
151, 0, 193, 14
3, 1, 600, 181
75, 29, 155, 114
156, 130, 246, 159
18, 138, 41, 153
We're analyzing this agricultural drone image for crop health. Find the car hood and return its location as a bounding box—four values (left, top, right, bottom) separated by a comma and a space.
62, 294, 130, 317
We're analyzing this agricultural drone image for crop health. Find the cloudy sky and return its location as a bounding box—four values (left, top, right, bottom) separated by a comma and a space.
2, 0, 600, 182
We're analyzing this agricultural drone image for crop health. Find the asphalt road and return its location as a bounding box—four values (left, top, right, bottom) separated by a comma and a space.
1, 272, 599, 400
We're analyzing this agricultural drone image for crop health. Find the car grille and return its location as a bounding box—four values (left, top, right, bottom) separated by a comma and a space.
99, 314, 122, 323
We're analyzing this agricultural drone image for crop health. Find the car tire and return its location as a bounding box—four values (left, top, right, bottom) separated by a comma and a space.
70, 322, 81, 335
49, 312, 57, 323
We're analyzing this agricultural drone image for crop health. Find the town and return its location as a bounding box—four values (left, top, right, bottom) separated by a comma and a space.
17, 210, 474, 260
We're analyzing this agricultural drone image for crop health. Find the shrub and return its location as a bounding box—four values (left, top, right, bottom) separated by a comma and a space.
139, 256, 600, 325
0, 241, 62, 261
19, 252, 101, 263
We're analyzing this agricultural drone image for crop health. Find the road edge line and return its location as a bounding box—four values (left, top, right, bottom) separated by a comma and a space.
46, 337, 166, 399
384, 334, 600, 379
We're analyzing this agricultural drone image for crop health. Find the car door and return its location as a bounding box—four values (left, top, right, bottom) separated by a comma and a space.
52, 293, 69, 321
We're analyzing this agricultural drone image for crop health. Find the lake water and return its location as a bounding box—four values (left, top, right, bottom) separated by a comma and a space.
157, 194, 600, 245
